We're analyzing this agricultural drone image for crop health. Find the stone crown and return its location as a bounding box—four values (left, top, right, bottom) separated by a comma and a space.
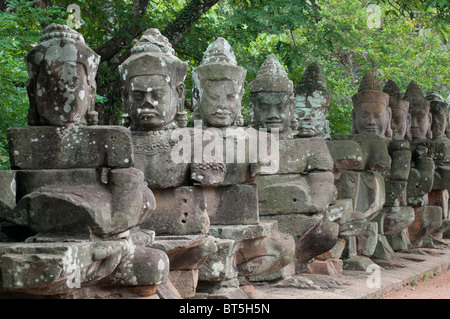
119, 28, 188, 85
193, 37, 246, 84
426, 91, 448, 114
383, 79, 409, 112
404, 81, 430, 111
249, 54, 293, 93
352, 71, 389, 107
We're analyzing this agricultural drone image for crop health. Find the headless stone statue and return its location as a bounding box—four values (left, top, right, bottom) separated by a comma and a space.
251, 56, 339, 275
0, 24, 169, 298
191, 39, 295, 297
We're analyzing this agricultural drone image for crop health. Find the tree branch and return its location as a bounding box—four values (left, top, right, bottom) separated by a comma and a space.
161, 0, 221, 46
94, 0, 150, 62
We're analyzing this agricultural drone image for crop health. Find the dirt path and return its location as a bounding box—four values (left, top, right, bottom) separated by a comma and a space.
383, 268, 450, 299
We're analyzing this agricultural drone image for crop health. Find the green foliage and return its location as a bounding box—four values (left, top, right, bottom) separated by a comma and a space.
0, 0, 448, 169
0, 0, 66, 169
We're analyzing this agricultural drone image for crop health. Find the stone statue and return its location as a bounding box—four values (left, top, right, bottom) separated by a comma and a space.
192, 39, 295, 297
250, 54, 296, 139
351, 71, 392, 141
403, 81, 442, 247
25, 23, 99, 126
119, 28, 226, 298
371, 79, 414, 257
191, 37, 246, 128
294, 62, 332, 139
404, 81, 433, 142
424, 92, 450, 241
0, 24, 169, 298
251, 56, 339, 275
330, 71, 393, 270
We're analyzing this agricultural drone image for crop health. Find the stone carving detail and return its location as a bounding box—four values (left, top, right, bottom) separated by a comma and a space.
251, 56, 338, 275
0, 23, 448, 299
119, 29, 226, 298
294, 62, 332, 139
25, 24, 100, 127
0, 25, 169, 298
192, 40, 295, 296
351, 71, 392, 141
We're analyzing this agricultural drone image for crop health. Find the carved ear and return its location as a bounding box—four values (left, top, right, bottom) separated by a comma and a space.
176, 82, 186, 113
351, 110, 357, 134
385, 107, 393, 139
405, 113, 412, 141
426, 113, 433, 139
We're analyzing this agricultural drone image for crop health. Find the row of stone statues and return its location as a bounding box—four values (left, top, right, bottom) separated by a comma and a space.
0, 24, 448, 298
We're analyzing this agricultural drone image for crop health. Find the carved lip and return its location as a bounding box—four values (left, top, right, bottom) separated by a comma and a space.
139, 111, 159, 120
362, 127, 378, 133
212, 111, 232, 119
264, 119, 282, 124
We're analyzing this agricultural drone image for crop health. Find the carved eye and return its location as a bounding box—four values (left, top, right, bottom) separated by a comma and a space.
153, 90, 163, 100
227, 94, 236, 101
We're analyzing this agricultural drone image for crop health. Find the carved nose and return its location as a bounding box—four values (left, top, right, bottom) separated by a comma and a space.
142, 100, 155, 109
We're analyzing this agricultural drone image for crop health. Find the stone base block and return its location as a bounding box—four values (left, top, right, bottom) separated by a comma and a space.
204, 184, 259, 225
255, 172, 334, 216
7, 126, 133, 169
143, 186, 209, 235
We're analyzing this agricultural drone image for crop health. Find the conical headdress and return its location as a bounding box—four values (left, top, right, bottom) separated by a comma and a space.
250, 54, 293, 93
119, 28, 188, 87
404, 81, 430, 112
383, 79, 409, 112
352, 71, 389, 108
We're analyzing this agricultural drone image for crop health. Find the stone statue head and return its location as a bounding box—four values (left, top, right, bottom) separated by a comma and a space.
294, 62, 331, 139
404, 81, 432, 141
383, 79, 411, 141
25, 24, 100, 126
249, 54, 295, 134
191, 37, 246, 128
426, 91, 448, 139
119, 29, 188, 131
351, 71, 392, 140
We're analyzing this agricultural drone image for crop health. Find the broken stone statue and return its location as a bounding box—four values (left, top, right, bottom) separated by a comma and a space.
250, 57, 339, 276
118, 28, 226, 299
191, 39, 295, 298
294, 62, 332, 139
0, 24, 169, 299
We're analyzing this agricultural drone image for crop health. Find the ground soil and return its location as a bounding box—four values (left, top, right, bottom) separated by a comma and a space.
383, 268, 450, 299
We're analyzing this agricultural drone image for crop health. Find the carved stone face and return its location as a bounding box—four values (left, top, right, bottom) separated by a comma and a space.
127, 75, 179, 130
252, 92, 292, 132
199, 79, 241, 127
35, 61, 90, 125
391, 108, 411, 141
410, 108, 432, 141
297, 108, 327, 137
353, 102, 391, 137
